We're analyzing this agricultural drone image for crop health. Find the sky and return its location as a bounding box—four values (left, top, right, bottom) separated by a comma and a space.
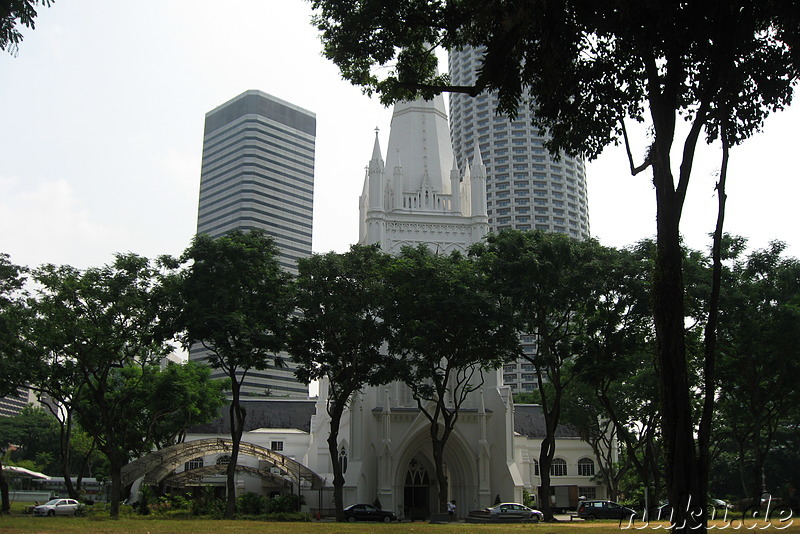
1, 1, 798, 273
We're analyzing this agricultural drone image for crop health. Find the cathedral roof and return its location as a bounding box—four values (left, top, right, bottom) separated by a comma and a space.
514, 404, 581, 439
187, 398, 317, 434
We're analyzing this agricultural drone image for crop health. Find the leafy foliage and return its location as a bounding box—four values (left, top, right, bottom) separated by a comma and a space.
384, 245, 520, 512
165, 229, 293, 518
288, 244, 393, 521
27, 253, 175, 517
0, 253, 29, 398
311, 5, 800, 529
472, 229, 612, 519
0, 0, 53, 55
715, 240, 800, 499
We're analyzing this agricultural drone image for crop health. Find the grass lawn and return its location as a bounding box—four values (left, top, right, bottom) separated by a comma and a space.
1, 517, 799, 534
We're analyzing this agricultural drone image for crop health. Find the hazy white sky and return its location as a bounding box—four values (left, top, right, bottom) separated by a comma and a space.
2, 1, 798, 271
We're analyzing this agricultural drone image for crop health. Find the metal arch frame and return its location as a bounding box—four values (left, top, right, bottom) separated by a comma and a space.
120, 437, 325, 489
163, 464, 293, 488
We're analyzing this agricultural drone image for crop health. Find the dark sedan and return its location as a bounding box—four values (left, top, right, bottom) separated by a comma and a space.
343, 503, 398, 522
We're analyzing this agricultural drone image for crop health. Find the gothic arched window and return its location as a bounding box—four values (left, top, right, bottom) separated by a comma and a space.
339, 447, 348, 474
405, 458, 430, 486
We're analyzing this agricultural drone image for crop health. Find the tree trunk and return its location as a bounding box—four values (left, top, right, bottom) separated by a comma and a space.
538, 437, 555, 520
109, 457, 122, 518
226, 379, 245, 519
58, 412, 79, 499
698, 126, 729, 518
752, 441, 766, 502
430, 421, 449, 514
327, 401, 346, 522
652, 152, 703, 532
0, 456, 9, 514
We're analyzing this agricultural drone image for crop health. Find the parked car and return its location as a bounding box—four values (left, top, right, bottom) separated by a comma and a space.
342, 503, 397, 522
577, 499, 636, 520
710, 498, 734, 510
33, 498, 83, 517
486, 502, 543, 522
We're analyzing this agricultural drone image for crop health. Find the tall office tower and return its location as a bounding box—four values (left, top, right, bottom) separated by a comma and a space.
193, 90, 315, 397
448, 47, 591, 393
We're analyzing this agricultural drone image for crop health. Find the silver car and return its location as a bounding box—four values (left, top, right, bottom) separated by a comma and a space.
33, 498, 82, 516
487, 502, 544, 522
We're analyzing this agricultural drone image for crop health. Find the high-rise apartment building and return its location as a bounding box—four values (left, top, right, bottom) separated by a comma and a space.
449, 47, 591, 393
192, 90, 315, 397
449, 47, 590, 240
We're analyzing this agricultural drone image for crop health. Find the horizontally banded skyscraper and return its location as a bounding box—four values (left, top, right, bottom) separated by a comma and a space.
449, 47, 591, 393
193, 90, 315, 397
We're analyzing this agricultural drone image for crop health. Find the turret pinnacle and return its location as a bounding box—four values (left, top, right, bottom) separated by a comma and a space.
369, 128, 385, 177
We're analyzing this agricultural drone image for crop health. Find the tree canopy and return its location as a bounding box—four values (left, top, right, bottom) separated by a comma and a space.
472, 229, 613, 519
289, 244, 394, 521
25, 253, 174, 517
310, 3, 800, 530
715, 240, 800, 501
165, 229, 293, 518
383, 245, 520, 513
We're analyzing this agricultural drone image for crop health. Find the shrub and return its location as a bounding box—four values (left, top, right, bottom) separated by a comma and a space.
137, 485, 153, 515
191, 487, 225, 518
266, 493, 304, 514
237, 492, 267, 515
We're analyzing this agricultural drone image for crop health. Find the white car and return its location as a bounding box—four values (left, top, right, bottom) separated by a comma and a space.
33, 498, 82, 516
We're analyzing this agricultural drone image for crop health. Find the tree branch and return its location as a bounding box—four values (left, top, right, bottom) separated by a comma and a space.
621, 119, 652, 176
394, 80, 484, 97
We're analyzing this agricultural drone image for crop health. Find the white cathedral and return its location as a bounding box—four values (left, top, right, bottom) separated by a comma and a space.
126, 94, 611, 519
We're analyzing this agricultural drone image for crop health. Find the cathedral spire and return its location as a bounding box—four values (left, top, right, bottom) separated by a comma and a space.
369, 127, 384, 173
384, 95, 453, 196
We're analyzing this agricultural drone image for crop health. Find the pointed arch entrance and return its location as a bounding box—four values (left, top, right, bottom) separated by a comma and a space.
404, 457, 432, 520
392, 427, 477, 521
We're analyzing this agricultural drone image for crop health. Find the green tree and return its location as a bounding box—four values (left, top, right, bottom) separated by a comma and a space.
570, 241, 665, 510
559, 380, 626, 501
27, 283, 92, 501
0, 406, 60, 473
715, 241, 800, 501
71, 361, 226, 495
145, 361, 228, 450
288, 244, 394, 522
166, 230, 293, 519
383, 245, 520, 513
472, 230, 609, 520
0, 253, 29, 514
0, 0, 53, 55
310, 4, 800, 530
29, 254, 171, 518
